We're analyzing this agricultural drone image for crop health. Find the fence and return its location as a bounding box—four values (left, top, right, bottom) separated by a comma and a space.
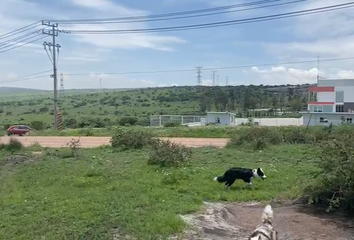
149, 115, 205, 127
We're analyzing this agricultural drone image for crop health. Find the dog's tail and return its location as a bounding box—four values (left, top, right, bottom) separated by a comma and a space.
261, 204, 274, 224
213, 175, 226, 183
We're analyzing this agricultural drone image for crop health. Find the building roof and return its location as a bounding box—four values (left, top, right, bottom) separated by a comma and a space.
206, 111, 236, 115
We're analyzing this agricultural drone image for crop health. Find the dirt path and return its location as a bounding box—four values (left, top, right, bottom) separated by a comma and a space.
178, 202, 354, 240
0, 136, 229, 148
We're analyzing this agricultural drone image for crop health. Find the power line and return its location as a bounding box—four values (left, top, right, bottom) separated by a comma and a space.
0, 35, 47, 54
48, 0, 305, 24
46, 0, 296, 23
0, 74, 50, 84
0, 21, 41, 40
0, 33, 44, 52
0, 30, 43, 48
62, 56, 354, 76
60, 2, 354, 34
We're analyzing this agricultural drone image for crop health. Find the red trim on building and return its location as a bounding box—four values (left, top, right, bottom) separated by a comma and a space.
308, 86, 334, 92
307, 102, 334, 105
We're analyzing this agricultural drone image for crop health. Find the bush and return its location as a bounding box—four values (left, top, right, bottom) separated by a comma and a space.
119, 117, 138, 126
147, 138, 192, 167
0, 138, 24, 152
303, 133, 354, 213
30, 121, 45, 130
163, 122, 181, 128
227, 127, 283, 150
110, 127, 154, 151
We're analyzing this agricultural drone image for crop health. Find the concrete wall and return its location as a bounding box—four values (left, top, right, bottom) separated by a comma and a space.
206, 113, 234, 126
317, 92, 335, 102
254, 117, 303, 126
303, 113, 354, 126
335, 86, 354, 102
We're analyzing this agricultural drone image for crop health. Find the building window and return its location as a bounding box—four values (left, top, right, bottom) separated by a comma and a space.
347, 118, 352, 124
336, 91, 344, 102
336, 105, 344, 112
320, 117, 328, 123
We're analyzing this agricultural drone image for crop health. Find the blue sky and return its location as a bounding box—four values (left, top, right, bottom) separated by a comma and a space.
0, 0, 354, 90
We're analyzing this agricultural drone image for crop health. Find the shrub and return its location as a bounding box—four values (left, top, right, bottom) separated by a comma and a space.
110, 127, 154, 151
303, 133, 354, 213
119, 117, 138, 126
147, 138, 192, 167
163, 122, 181, 128
227, 127, 282, 150
30, 121, 45, 130
0, 138, 24, 152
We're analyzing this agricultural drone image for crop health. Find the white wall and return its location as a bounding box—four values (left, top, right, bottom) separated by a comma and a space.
254, 118, 303, 126
317, 92, 335, 102
206, 113, 232, 125
335, 86, 354, 102
302, 114, 353, 126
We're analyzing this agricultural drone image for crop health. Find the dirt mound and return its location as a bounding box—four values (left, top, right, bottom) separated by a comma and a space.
177, 202, 354, 240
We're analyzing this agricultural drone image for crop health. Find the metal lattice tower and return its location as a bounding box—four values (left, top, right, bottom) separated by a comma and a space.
60, 73, 64, 97
212, 71, 217, 86
196, 66, 203, 85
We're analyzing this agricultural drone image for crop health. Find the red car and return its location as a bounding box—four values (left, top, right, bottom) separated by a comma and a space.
7, 125, 31, 136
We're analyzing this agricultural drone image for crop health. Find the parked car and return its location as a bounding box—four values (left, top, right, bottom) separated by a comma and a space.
7, 125, 31, 136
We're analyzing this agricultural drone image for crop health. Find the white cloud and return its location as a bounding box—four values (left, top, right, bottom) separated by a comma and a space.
249, 65, 354, 85
61, 0, 185, 51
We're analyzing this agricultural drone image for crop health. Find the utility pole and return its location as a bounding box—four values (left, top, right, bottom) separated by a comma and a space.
196, 66, 203, 85
42, 21, 60, 130
226, 76, 229, 86
212, 71, 217, 86
317, 56, 320, 81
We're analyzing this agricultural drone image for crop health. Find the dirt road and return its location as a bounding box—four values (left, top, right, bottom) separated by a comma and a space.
180, 202, 354, 240
0, 136, 229, 148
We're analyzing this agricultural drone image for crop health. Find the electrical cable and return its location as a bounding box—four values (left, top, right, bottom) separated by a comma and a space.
0, 30, 43, 48
60, 2, 354, 34
62, 56, 354, 76
45, 0, 294, 23
0, 70, 52, 84
51, 0, 305, 24
0, 35, 47, 54
0, 21, 41, 40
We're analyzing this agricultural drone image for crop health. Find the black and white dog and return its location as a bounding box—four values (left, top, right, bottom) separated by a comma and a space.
214, 167, 266, 189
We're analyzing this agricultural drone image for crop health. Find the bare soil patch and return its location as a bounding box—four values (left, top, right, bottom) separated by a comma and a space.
178, 201, 354, 240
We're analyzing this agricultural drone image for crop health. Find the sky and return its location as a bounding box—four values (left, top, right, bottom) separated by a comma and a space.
0, 0, 354, 90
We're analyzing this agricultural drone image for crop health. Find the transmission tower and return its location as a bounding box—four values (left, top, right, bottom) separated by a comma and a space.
196, 66, 203, 85
60, 73, 64, 97
212, 71, 217, 86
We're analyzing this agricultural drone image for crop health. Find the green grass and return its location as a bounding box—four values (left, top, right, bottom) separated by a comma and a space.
0, 144, 318, 239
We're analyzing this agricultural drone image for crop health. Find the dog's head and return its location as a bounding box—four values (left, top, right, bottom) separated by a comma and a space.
253, 168, 267, 180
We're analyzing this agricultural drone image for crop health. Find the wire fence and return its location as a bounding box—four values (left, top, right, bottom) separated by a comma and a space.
150, 115, 205, 127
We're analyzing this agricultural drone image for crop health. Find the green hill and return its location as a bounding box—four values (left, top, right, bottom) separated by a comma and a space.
0, 84, 310, 128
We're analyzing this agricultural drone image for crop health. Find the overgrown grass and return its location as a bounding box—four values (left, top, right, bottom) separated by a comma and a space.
0, 144, 317, 239
27, 124, 354, 141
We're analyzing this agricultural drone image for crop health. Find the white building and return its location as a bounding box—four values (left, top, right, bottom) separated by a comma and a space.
301, 79, 354, 126
206, 112, 236, 126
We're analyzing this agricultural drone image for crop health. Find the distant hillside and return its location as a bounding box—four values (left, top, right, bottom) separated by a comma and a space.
0, 87, 49, 94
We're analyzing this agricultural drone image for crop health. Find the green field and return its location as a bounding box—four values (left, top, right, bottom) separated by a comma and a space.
1, 125, 353, 239
0, 85, 307, 129
0, 143, 317, 239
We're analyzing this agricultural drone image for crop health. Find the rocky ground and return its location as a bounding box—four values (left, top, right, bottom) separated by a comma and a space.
177, 201, 354, 240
